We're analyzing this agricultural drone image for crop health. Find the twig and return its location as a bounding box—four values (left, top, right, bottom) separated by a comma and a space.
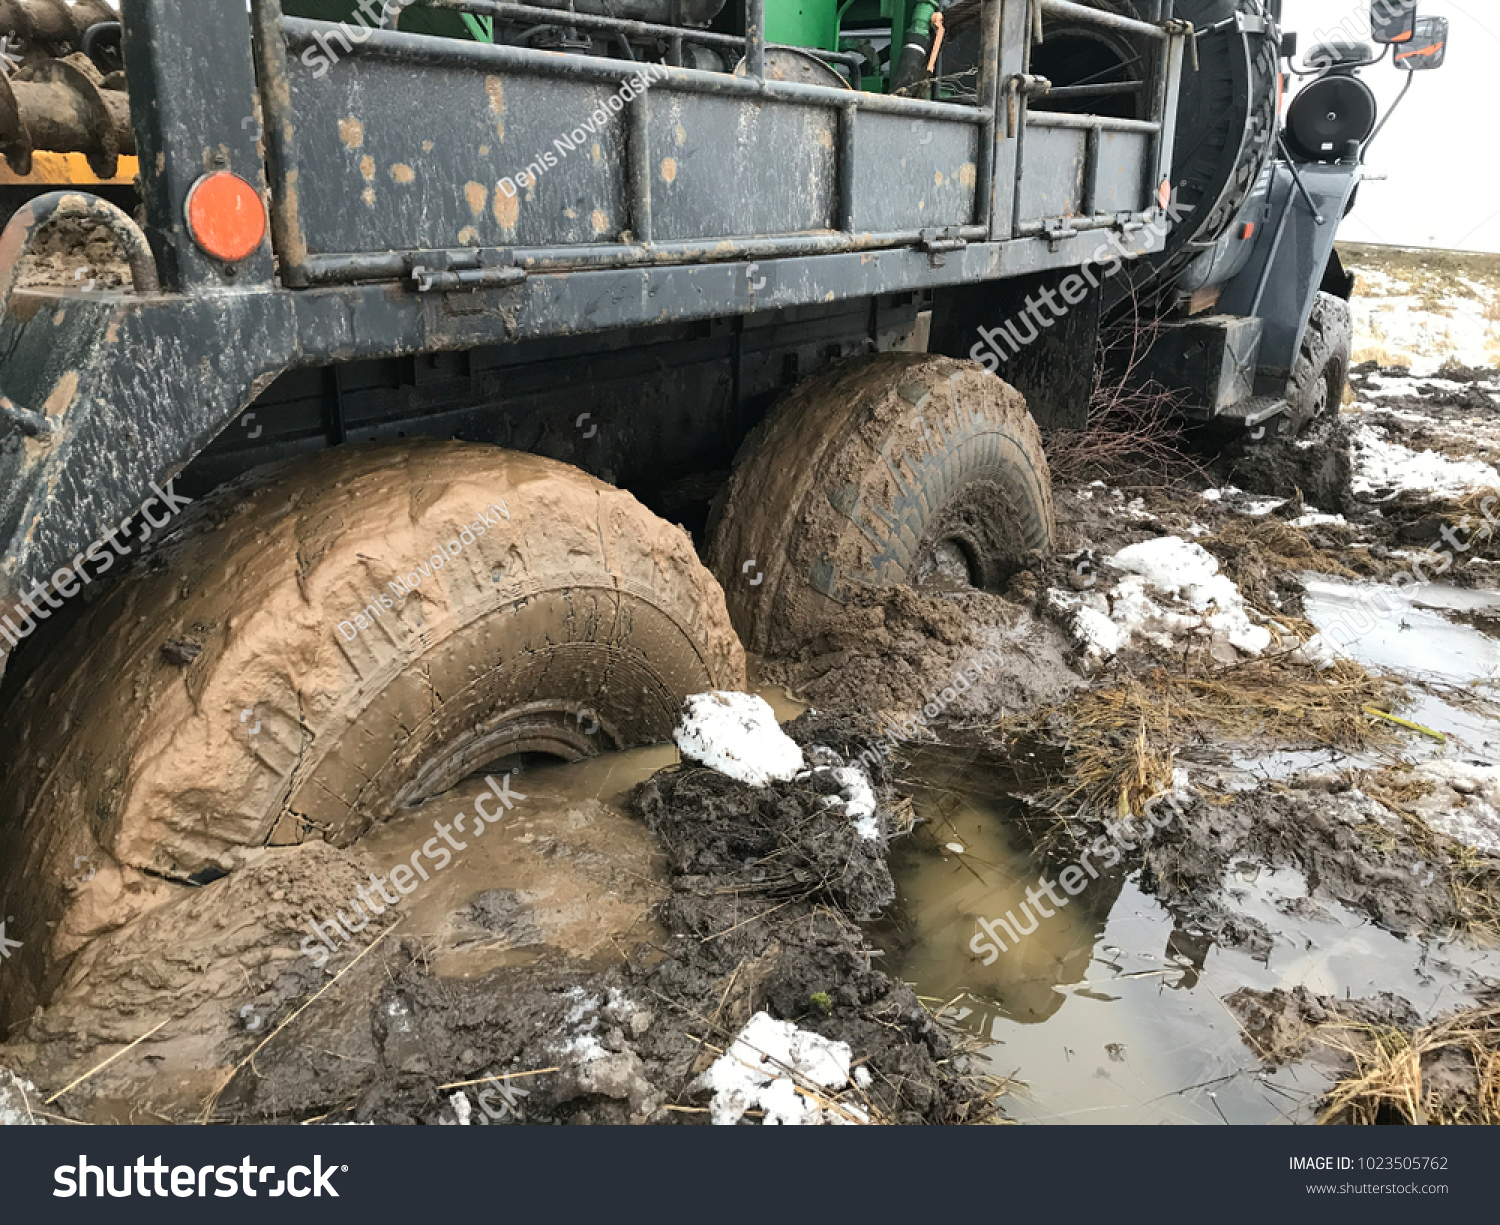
197, 919, 402, 1123
436, 1067, 560, 1091
46, 1017, 173, 1104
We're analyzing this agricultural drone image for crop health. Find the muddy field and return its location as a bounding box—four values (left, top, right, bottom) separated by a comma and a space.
3, 244, 1500, 1126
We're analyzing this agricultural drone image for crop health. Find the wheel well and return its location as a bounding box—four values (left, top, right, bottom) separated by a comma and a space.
177, 294, 930, 543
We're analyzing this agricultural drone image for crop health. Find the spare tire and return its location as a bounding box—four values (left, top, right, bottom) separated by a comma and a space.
707, 353, 1053, 655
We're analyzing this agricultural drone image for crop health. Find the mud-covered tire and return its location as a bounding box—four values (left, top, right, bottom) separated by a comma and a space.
707, 353, 1053, 655
1287, 292, 1353, 434
0, 441, 745, 1006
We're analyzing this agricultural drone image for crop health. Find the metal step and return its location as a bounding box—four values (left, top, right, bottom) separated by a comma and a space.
1214, 395, 1289, 428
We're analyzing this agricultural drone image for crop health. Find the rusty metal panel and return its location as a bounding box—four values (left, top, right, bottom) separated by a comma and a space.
647, 93, 837, 241
281, 57, 632, 252
1092, 129, 1151, 214
854, 112, 978, 234
1017, 125, 1085, 224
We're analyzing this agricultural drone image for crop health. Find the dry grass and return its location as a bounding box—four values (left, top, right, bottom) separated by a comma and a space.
1351, 343, 1417, 368
1024, 655, 1400, 817
1202, 516, 1367, 599
1350, 763, 1500, 938
1045, 309, 1204, 486
1319, 1000, 1500, 1125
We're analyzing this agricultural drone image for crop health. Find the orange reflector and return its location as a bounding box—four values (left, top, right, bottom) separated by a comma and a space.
1157, 179, 1171, 209
1242, 222, 1256, 240
185, 172, 266, 263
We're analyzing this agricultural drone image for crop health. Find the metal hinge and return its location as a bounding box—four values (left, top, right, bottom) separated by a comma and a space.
407, 251, 525, 293
917, 227, 967, 267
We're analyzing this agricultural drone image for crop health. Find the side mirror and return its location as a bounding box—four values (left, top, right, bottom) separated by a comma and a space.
1394, 16, 1449, 69
1370, 0, 1418, 44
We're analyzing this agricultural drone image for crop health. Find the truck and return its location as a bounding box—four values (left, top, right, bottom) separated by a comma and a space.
0, 0, 1449, 1026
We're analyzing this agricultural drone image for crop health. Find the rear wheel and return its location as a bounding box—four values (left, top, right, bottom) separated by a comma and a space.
707, 353, 1054, 655
0, 441, 745, 1019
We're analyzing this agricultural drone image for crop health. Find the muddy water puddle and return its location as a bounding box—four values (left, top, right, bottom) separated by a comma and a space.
362, 680, 810, 979
871, 746, 1500, 1124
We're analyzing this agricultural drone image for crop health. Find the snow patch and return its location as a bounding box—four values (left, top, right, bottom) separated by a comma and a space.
675, 692, 806, 787
1048, 537, 1270, 664
1289, 511, 1347, 528
1407, 761, 1500, 858
798, 763, 881, 840
694, 1012, 868, 1125
0, 1068, 41, 1126
1350, 423, 1500, 499
1289, 633, 1341, 671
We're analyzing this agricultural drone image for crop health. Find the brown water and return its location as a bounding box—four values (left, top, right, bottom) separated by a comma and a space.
351, 627, 1500, 1125
360, 679, 810, 979
870, 744, 1500, 1123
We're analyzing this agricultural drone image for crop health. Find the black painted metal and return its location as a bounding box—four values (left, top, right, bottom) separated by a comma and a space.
0, 0, 1190, 632
1218, 158, 1359, 385
120, 0, 275, 292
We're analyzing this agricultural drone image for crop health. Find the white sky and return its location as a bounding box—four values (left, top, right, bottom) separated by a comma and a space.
1283, 1, 1500, 251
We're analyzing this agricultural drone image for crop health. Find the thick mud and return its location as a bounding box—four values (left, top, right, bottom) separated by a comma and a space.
14, 216, 132, 292
1, 714, 986, 1125
0, 442, 746, 1030
4, 247, 1499, 1127
757, 583, 1082, 724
